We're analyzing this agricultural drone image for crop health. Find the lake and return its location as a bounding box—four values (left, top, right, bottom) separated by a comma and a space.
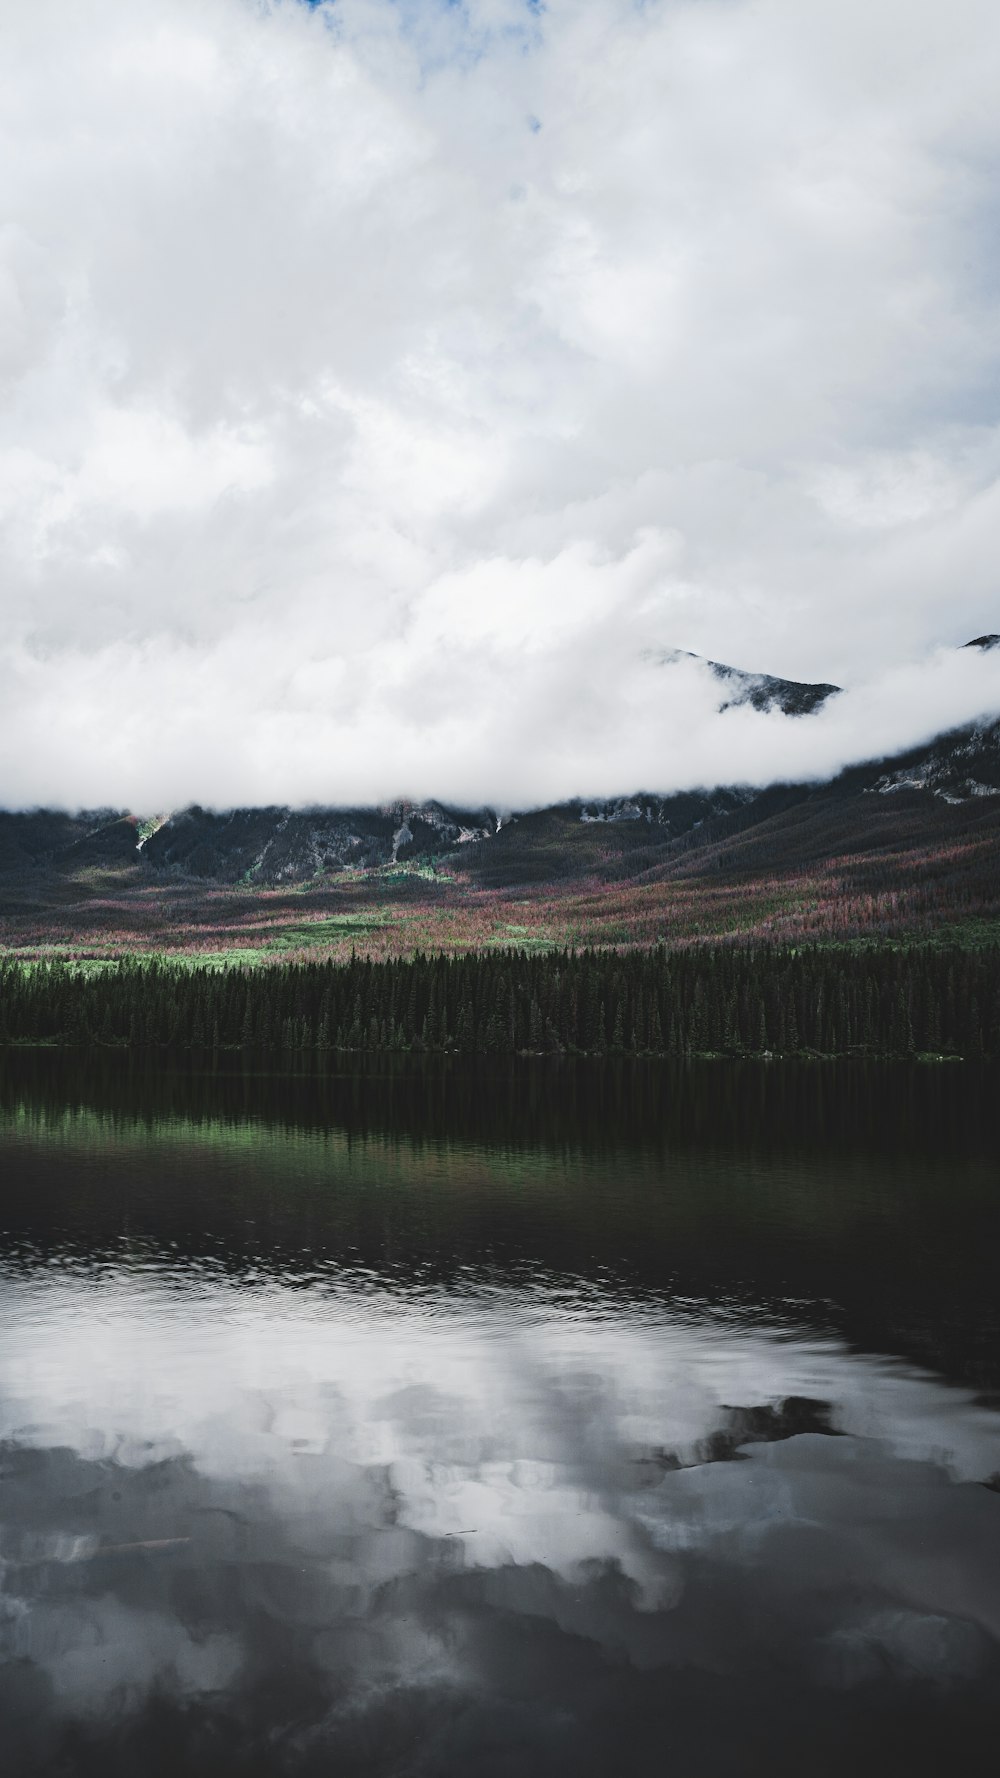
1, 1052, 999, 1775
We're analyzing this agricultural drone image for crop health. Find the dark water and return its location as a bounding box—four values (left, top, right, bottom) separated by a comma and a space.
1, 1054, 999, 1775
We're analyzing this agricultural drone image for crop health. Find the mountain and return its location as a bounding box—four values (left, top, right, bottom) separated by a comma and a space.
648, 648, 841, 715
854, 718, 1000, 803
0, 801, 501, 887
0, 809, 140, 876
0, 643, 997, 952
139, 801, 498, 883
455, 713, 1000, 891
0, 649, 848, 888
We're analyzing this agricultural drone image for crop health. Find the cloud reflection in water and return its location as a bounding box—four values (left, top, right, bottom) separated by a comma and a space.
2, 1268, 999, 1775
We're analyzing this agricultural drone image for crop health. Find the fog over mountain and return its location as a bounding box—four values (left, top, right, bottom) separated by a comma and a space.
2, 0, 1000, 810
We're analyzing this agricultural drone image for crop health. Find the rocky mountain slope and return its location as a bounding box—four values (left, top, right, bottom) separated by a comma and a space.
139, 801, 498, 882
649, 648, 841, 715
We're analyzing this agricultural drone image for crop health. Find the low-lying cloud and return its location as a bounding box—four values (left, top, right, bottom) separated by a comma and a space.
2, 0, 1000, 811
2, 627, 1000, 812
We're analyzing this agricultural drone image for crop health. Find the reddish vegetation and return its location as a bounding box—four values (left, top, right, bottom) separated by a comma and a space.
0, 792, 989, 967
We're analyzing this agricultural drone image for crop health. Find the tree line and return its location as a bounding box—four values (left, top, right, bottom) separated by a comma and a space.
1, 945, 999, 1058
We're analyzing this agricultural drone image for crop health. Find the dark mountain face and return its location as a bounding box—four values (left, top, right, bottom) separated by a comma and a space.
0, 802, 498, 888
0, 810, 139, 875
132, 801, 498, 883
704, 658, 841, 716
649, 648, 841, 715
853, 718, 1000, 803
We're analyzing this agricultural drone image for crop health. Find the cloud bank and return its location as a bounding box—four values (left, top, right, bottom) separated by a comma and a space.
1, 0, 1000, 810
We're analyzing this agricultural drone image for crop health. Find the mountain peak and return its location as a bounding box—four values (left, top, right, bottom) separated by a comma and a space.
648, 648, 841, 717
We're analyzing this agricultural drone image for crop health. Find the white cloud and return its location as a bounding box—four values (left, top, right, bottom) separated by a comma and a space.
1, 0, 999, 810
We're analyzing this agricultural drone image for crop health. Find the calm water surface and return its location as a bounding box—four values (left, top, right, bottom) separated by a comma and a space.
1, 1054, 999, 1775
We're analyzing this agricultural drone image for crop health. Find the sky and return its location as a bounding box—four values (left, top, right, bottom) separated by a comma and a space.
1, 0, 999, 812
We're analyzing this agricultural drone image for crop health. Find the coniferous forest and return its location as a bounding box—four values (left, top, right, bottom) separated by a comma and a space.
2, 944, 998, 1059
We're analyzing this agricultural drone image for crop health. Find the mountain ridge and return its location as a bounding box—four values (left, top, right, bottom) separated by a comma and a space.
1, 649, 998, 889
648, 648, 842, 716
0, 645, 997, 955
